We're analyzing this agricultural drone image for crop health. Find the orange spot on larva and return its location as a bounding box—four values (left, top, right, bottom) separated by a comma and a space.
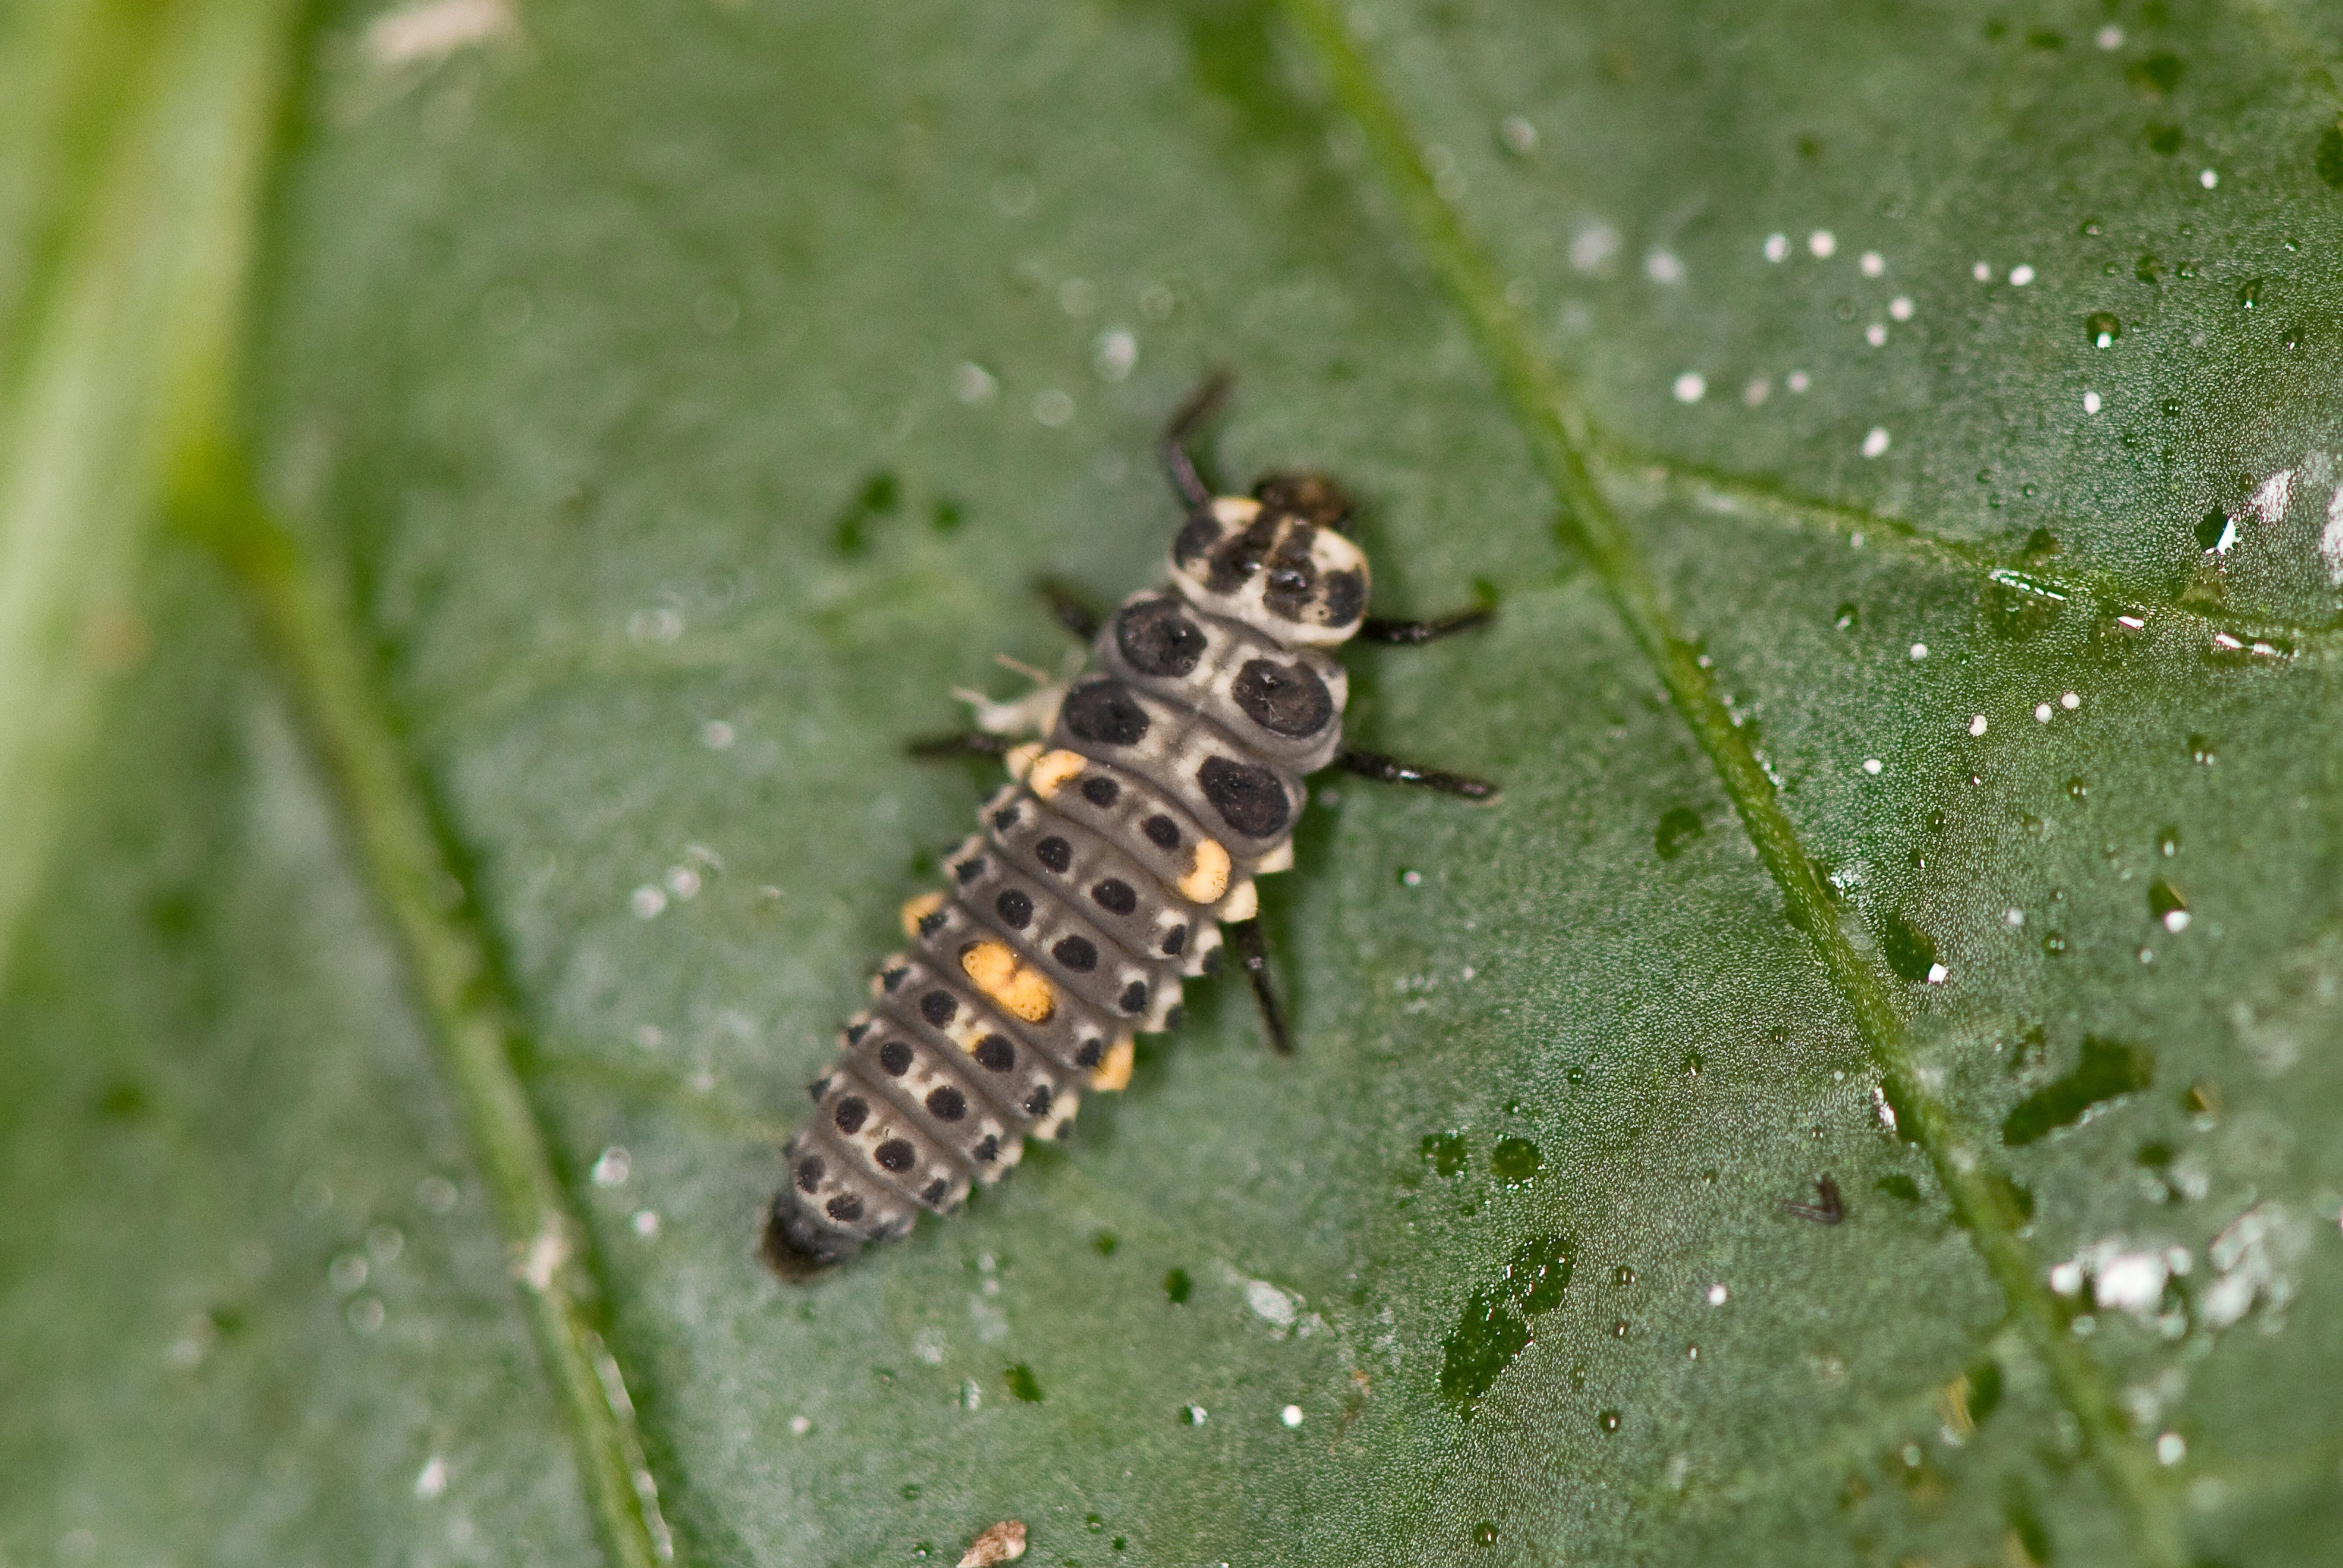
960, 940, 1056, 1023
1177, 838, 1230, 903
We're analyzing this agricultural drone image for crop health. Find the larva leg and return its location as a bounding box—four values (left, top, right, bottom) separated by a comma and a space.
1223, 917, 1293, 1055
1034, 576, 1105, 641
1356, 607, 1493, 645
1337, 748, 1500, 802
907, 731, 1014, 761
1161, 370, 1233, 514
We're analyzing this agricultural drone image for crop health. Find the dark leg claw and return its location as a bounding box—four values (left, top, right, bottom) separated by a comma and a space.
1357, 607, 1492, 645
907, 731, 1012, 761
1036, 576, 1105, 641
1162, 371, 1235, 514
1338, 748, 1499, 801
1224, 917, 1293, 1054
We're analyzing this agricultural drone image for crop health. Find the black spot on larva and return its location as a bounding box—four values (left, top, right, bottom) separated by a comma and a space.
1081, 775, 1120, 807
1162, 924, 1188, 956
1025, 1085, 1053, 1118
1166, 1005, 1184, 1030
954, 857, 985, 884
1037, 836, 1072, 873
921, 1178, 949, 1205
1062, 679, 1150, 747
973, 1135, 1001, 1162
1199, 755, 1290, 838
1075, 1038, 1104, 1068
995, 889, 1033, 928
992, 805, 1019, 832
1174, 511, 1218, 563
926, 1085, 968, 1121
1202, 947, 1223, 976
973, 1034, 1015, 1071
794, 1155, 825, 1193
1232, 658, 1333, 737
1322, 567, 1366, 626
1091, 878, 1137, 915
917, 909, 946, 938
1116, 598, 1207, 676
1119, 981, 1149, 1014
921, 989, 957, 1027
1207, 514, 1279, 592
825, 1193, 864, 1223
834, 1096, 869, 1135
808, 1076, 830, 1103
1260, 524, 1320, 620
882, 966, 907, 990
875, 1138, 916, 1173
1053, 936, 1098, 972
878, 1040, 914, 1076
845, 1020, 870, 1044
1143, 814, 1180, 849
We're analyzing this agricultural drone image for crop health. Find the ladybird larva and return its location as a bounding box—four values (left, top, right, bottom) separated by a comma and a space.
766, 379, 1496, 1267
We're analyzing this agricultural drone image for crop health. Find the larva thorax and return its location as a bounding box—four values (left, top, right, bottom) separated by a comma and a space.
768, 486, 1368, 1266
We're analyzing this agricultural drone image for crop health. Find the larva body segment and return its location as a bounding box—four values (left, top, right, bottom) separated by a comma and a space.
768, 493, 1370, 1264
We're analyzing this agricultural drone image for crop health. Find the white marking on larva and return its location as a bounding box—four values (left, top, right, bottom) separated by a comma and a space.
1861, 427, 1890, 458
2247, 468, 2293, 526
415, 1456, 449, 1500
365, 0, 516, 67
1673, 372, 1706, 403
2008, 264, 2036, 286
1763, 232, 1789, 262
2083, 391, 2102, 414
1807, 230, 1836, 258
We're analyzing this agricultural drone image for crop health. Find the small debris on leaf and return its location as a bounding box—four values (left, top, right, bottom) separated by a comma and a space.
1782, 1175, 1845, 1226
959, 1519, 1028, 1567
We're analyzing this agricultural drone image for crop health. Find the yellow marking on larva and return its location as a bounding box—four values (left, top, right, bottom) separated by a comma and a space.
899, 890, 947, 937
1089, 1036, 1136, 1092
1004, 741, 1045, 780
1176, 838, 1230, 904
960, 939, 1056, 1024
1026, 748, 1087, 800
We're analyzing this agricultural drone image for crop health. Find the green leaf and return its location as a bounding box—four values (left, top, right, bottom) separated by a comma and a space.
7, 2, 2343, 1566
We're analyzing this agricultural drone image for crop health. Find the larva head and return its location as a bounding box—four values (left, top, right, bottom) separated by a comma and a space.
1167, 473, 1369, 648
